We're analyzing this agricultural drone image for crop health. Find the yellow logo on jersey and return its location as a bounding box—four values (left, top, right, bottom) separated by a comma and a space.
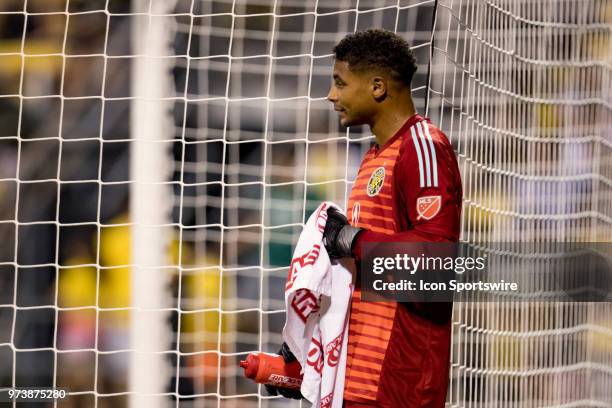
367, 167, 385, 197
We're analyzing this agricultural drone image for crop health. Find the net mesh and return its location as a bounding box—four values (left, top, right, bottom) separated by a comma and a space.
0, 0, 610, 407
428, 0, 612, 406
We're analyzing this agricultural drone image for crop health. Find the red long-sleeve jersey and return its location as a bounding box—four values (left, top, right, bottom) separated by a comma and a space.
343, 113, 462, 407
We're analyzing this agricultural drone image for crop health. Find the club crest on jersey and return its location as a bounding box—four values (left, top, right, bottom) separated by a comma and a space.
367, 167, 385, 197
417, 195, 441, 220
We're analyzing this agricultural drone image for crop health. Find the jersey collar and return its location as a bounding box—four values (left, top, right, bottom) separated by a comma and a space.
373, 113, 425, 155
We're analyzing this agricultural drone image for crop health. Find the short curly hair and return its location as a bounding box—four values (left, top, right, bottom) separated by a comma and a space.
333, 29, 417, 88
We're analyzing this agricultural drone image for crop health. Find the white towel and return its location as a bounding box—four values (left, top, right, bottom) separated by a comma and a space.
282, 202, 353, 408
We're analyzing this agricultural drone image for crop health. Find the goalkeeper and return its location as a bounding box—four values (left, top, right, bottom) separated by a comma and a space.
267, 29, 462, 407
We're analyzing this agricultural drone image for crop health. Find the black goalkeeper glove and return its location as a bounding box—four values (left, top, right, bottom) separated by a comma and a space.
264, 343, 303, 400
323, 207, 363, 259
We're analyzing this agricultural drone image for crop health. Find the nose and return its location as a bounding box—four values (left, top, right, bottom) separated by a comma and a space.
327, 86, 337, 103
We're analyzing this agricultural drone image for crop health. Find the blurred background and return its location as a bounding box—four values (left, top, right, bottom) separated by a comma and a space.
0, 0, 610, 407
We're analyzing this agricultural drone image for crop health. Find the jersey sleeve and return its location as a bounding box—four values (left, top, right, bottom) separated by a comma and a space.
353, 121, 462, 260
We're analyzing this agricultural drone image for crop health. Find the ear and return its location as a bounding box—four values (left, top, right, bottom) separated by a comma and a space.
371, 76, 387, 100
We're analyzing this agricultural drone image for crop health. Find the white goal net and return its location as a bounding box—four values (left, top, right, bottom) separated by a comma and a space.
0, 0, 610, 407
428, 1, 612, 406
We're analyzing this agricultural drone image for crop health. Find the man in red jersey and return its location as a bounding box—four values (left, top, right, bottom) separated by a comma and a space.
267, 29, 462, 407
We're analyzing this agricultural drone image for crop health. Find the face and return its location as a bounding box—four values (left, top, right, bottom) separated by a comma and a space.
327, 60, 376, 127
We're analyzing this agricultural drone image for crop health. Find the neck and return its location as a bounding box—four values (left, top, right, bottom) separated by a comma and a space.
370, 97, 416, 147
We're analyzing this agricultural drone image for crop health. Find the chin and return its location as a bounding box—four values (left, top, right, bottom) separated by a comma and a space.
341, 117, 364, 128
340, 115, 356, 127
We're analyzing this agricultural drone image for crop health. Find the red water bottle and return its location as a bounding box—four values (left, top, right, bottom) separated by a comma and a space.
240, 352, 303, 389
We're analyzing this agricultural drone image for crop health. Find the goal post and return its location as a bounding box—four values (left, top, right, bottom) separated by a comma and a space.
129, 0, 175, 406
